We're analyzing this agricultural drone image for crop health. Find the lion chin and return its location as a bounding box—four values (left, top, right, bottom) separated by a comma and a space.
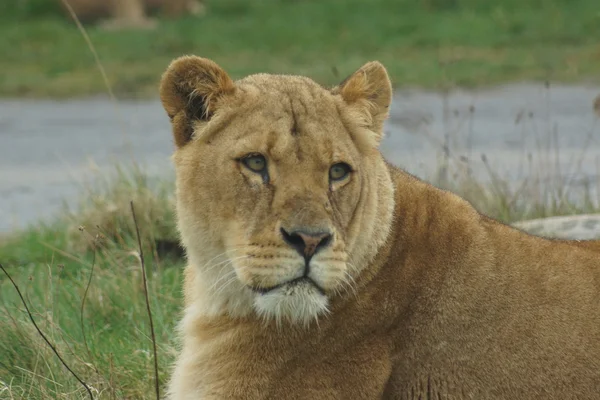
251, 278, 330, 326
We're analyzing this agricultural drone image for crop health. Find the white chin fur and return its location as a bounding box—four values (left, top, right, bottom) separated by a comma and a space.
253, 281, 329, 326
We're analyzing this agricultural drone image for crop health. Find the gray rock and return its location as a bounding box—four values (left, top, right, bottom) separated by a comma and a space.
512, 215, 600, 240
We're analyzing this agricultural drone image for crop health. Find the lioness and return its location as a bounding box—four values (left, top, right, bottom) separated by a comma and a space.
160, 56, 600, 399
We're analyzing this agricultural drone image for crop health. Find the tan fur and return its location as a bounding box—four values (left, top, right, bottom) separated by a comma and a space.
160, 55, 600, 399
60, 0, 204, 29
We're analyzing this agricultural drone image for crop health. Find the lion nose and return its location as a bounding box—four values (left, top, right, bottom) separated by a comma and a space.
280, 228, 333, 259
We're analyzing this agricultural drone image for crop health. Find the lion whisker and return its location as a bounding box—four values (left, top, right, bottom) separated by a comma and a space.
203, 254, 251, 274
201, 247, 252, 271
206, 268, 238, 293
213, 274, 242, 298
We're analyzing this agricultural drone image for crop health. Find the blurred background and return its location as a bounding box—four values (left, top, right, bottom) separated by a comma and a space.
2, 2, 600, 398
1, 0, 600, 233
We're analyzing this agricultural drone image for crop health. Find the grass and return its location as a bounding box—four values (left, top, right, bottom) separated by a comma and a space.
2, 0, 600, 97
0, 256, 183, 399
0, 164, 183, 399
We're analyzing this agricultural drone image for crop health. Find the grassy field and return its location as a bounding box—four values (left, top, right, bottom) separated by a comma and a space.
1, 0, 600, 97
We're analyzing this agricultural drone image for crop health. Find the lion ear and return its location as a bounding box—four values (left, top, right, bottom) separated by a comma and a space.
160, 55, 235, 148
332, 61, 392, 144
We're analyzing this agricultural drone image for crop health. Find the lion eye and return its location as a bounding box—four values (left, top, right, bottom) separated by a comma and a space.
329, 163, 351, 181
242, 154, 267, 173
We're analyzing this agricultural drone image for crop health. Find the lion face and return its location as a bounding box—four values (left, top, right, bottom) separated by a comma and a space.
160, 57, 394, 325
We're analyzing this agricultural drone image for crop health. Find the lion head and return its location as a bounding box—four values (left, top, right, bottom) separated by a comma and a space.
160, 56, 395, 325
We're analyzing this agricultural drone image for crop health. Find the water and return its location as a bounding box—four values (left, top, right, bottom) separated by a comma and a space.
1, 82, 599, 232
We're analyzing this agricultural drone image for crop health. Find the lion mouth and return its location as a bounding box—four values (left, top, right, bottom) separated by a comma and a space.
250, 276, 326, 296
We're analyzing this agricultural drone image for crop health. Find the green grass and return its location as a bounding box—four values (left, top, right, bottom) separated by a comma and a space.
0, 164, 183, 399
0, 256, 183, 399
2, 0, 600, 97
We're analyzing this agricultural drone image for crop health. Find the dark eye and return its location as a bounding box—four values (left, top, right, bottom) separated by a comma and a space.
242, 154, 267, 173
329, 162, 352, 181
